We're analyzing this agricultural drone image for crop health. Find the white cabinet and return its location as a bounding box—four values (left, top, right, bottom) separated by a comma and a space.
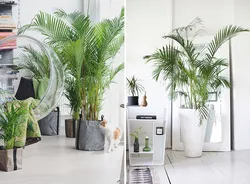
127, 107, 166, 166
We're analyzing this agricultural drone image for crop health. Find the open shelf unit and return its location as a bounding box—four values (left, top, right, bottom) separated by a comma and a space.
128, 118, 166, 166
0, 1, 18, 96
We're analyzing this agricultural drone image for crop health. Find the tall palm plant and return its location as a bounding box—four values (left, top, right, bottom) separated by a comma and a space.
19, 8, 124, 121
144, 18, 249, 121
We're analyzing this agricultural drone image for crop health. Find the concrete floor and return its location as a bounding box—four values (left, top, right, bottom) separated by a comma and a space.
0, 136, 124, 184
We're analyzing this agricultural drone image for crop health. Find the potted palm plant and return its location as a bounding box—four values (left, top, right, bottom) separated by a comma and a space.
19, 8, 125, 151
0, 103, 28, 171
126, 75, 145, 106
144, 18, 249, 157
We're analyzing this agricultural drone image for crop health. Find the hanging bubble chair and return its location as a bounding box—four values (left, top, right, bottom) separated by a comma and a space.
0, 35, 64, 120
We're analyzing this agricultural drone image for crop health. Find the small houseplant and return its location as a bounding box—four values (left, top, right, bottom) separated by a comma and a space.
0, 103, 28, 171
126, 75, 145, 106
144, 18, 249, 157
129, 127, 146, 152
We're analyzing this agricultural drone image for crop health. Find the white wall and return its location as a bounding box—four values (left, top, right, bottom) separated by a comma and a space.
232, 0, 250, 150
173, 0, 234, 33
126, 0, 172, 147
19, 0, 82, 25
126, 0, 172, 108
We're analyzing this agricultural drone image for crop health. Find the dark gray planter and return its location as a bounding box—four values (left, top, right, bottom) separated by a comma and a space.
128, 96, 139, 106
38, 107, 60, 136
75, 120, 105, 151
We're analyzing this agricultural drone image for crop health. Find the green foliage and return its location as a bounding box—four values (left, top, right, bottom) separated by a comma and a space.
126, 75, 145, 96
129, 127, 146, 139
15, 45, 50, 80
64, 77, 82, 120
0, 103, 29, 149
144, 18, 249, 122
19, 8, 124, 120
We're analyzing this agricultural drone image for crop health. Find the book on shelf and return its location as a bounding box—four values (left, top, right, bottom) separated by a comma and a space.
0, 32, 15, 38
0, 32, 17, 49
0, 1, 15, 4
0, 41, 16, 46
0, 46, 16, 50
0, 13, 16, 29
0, 41, 17, 50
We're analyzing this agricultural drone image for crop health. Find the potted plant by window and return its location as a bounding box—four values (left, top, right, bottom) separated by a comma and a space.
144, 18, 249, 157
126, 75, 145, 106
19, 8, 124, 151
0, 102, 28, 172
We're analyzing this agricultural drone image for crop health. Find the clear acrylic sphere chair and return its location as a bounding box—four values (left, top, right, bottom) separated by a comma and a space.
0, 35, 64, 120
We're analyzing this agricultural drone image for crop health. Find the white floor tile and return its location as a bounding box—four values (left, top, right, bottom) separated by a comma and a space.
164, 150, 250, 184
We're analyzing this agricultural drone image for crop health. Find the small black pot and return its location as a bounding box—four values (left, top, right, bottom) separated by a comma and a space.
128, 96, 139, 106
134, 138, 139, 152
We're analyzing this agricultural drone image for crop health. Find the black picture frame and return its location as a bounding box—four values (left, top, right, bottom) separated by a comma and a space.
208, 92, 218, 102
156, 127, 164, 135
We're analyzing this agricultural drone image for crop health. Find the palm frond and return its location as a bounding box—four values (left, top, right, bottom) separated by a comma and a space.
206, 25, 249, 60
15, 45, 50, 80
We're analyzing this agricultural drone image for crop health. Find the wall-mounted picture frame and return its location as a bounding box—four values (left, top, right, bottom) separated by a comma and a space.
208, 92, 218, 102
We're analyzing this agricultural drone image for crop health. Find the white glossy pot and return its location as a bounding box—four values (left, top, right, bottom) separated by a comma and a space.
179, 108, 207, 158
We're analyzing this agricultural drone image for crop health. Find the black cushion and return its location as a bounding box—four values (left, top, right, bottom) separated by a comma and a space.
15, 77, 35, 100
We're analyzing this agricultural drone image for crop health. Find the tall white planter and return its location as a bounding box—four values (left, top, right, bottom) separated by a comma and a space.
179, 108, 207, 158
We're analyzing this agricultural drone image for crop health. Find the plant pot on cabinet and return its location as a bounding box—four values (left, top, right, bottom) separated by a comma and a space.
75, 120, 105, 151
0, 148, 23, 172
65, 119, 77, 138
127, 96, 139, 106
179, 108, 207, 158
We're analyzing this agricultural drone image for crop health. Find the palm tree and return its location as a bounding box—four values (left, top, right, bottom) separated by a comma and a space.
18, 8, 124, 121
144, 18, 249, 121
